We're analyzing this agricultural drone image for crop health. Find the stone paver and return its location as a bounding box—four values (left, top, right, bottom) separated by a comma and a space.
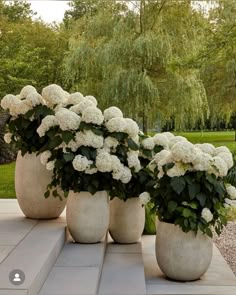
0, 246, 14, 263
142, 235, 236, 295
98, 237, 146, 295
0, 219, 66, 295
39, 234, 107, 295
39, 266, 100, 295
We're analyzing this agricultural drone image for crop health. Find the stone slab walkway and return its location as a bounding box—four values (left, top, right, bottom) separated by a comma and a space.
1, 200, 236, 295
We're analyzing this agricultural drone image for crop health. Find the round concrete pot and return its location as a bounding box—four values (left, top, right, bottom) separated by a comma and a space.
109, 197, 145, 244
155, 220, 213, 281
15, 152, 66, 219
66, 190, 109, 243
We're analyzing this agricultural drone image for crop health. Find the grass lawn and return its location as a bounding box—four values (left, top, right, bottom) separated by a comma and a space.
175, 131, 236, 152
0, 162, 16, 198
0, 131, 235, 199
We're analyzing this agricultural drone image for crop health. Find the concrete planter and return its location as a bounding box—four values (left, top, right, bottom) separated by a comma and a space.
109, 197, 145, 244
15, 152, 66, 219
155, 220, 213, 281
66, 190, 109, 243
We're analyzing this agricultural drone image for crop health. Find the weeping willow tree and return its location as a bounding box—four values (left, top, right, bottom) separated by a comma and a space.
64, 0, 209, 132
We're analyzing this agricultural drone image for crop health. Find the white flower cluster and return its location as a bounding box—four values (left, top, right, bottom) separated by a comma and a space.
72, 155, 93, 172
4, 133, 12, 144
40, 150, 52, 165
105, 116, 139, 138
37, 115, 58, 137
139, 192, 151, 205
55, 108, 81, 131
226, 184, 236, 200
81, 106, 104, 125
201, 208, 213, 223
42, 84, 68, 108
149, 133, 233, 179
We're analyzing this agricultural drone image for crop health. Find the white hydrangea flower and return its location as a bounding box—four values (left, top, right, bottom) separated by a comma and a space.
85, 95, 97, 106
37, 115, 58, 137
195, 143, 215, 155
104, 106, 123, 121
10, 100, 31, 116
139, 192, 151, 205
75, 130, 104, 149
127, 151, 141, 172
120, 166, 132, 184
154, 150, 172, 164
142, 137, 155, 150
124, 118, 139, 137
131, 135, 140, 146
25, 92, 45, 107
215, 146, 231, 155
153, 134, 169, 149
166, 162, 188, 177
104, 136, 119, 151
171, 141, 197, 163
1, 94, 18, 110
4, 133, 12, 144
42, 84, 67, 107
72, 155, 92, 172
106, 117, 126, 133
216, 152, 233, 170
55, 108, 81, 131
161, 132, 175, 139
224, 198, 234, 208
40, 150, 52, 165
226, 184, 236, 200
96, 149, 113, 172
70, 100, 95, 114
81, 106, 104, 125
46, 160, 55, 171
85, 167, 98, 174
168, 135, 187, 149
66, 92, 85, 106
192, 151, 212, 172
67, 140, 79, 152
19, 85, 37, 99
210, 156, 228, 177
201, 208, 213, 223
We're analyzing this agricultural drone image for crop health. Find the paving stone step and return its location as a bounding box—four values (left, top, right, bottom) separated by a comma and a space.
98, 235, 146, 295
0, 215, 66, 295
39, 234, 107, 295
142, 235, 236, 295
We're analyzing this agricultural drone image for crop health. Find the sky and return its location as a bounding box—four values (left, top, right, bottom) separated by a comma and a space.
29, 1, 70, 23
26, 1, 214, 24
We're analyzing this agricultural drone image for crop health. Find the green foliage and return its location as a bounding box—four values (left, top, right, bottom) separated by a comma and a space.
150, 170, 228, 237
64, 0, 209, 132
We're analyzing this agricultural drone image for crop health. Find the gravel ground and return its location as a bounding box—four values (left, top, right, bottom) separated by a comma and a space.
214, 221, 236, 276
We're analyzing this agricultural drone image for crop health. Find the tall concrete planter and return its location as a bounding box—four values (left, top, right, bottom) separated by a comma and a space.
109, 197, 145, 244
66, 191, 109, 243
155, 221, 213, 281
15, 152, 66, 219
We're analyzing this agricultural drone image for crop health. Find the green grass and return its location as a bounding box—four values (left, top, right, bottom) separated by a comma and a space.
0, 162, 16, 198
175, 131, 236, 152
0, 131, 235, 199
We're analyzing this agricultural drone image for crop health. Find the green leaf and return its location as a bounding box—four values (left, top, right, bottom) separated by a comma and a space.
62, 131, 74, 144
80, 146, 91, 159
182, 208, 192, 218
44, 190, 50, 199
168, 200, 178, 213
63, 153, 75, 162
127, 138, 139, 151
188, 183, 201, 200
48, 136, 63, 149
205, 227, 213, 238
196, 192, 207, 207
154, 145, 163, 153
92, 128, 104, 136
170, 177, 186, 194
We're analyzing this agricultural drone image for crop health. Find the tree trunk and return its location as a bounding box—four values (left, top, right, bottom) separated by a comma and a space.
142, 112, 148, 134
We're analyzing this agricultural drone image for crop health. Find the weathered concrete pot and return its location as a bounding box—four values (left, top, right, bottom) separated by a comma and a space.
109, 197, 145, 244
66, 191, 109, 243
15, 152, 66, 219
155, 221, 213, 281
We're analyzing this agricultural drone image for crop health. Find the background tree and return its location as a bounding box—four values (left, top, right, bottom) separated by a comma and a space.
63, 0, 209, 132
